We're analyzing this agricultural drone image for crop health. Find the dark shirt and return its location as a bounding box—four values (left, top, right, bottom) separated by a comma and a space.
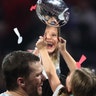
42, 55, 69, 96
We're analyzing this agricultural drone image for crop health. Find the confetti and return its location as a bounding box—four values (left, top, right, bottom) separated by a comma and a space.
77, 55, 87, 68
13, 28, 23, 44
30, 4, 36, 11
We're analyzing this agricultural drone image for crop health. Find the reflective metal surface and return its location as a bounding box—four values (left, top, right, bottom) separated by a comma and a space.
36, 0, 70, 27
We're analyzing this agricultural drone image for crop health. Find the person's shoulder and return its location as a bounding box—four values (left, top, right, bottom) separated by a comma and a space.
0, 93, 9, 96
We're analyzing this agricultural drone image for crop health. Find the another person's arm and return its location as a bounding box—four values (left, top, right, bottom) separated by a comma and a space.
36, 36, 61, 92
58, 37, 77, 72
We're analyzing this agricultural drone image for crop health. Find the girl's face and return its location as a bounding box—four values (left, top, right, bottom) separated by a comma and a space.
44, 26, 59, 54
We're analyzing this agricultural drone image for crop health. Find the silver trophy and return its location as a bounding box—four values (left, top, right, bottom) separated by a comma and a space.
36, 0, 69, 81
36, 0, 70, 27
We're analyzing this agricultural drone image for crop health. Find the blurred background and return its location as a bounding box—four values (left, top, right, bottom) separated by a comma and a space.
0, 0, 96, 93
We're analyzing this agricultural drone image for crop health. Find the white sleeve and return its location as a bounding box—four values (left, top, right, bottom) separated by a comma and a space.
52, 84, 64, 96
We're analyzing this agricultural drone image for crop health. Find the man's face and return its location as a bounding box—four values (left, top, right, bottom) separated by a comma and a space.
25, 61, 45, 96
44, 26, 59, 54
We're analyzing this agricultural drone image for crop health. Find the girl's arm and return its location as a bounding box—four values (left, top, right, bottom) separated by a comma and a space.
58, 37, 77, 72
36, 36, 61, 92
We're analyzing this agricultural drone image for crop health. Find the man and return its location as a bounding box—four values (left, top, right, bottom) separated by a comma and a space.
0, 50, 45, 96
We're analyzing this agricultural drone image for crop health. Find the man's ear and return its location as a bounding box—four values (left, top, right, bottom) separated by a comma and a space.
17, 77, 25, 87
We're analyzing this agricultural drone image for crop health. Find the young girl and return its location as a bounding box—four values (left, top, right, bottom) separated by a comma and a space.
32, 25, 75, 96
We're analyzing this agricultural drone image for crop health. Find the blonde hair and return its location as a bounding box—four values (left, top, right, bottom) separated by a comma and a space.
46, 25, 61, 69
71, 68, 96, 96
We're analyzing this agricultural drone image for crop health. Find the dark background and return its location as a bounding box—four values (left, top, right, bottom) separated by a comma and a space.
0, 0, 96, 93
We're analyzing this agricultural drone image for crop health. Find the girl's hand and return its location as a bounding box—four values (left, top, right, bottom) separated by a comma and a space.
58, 37, 67, 52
